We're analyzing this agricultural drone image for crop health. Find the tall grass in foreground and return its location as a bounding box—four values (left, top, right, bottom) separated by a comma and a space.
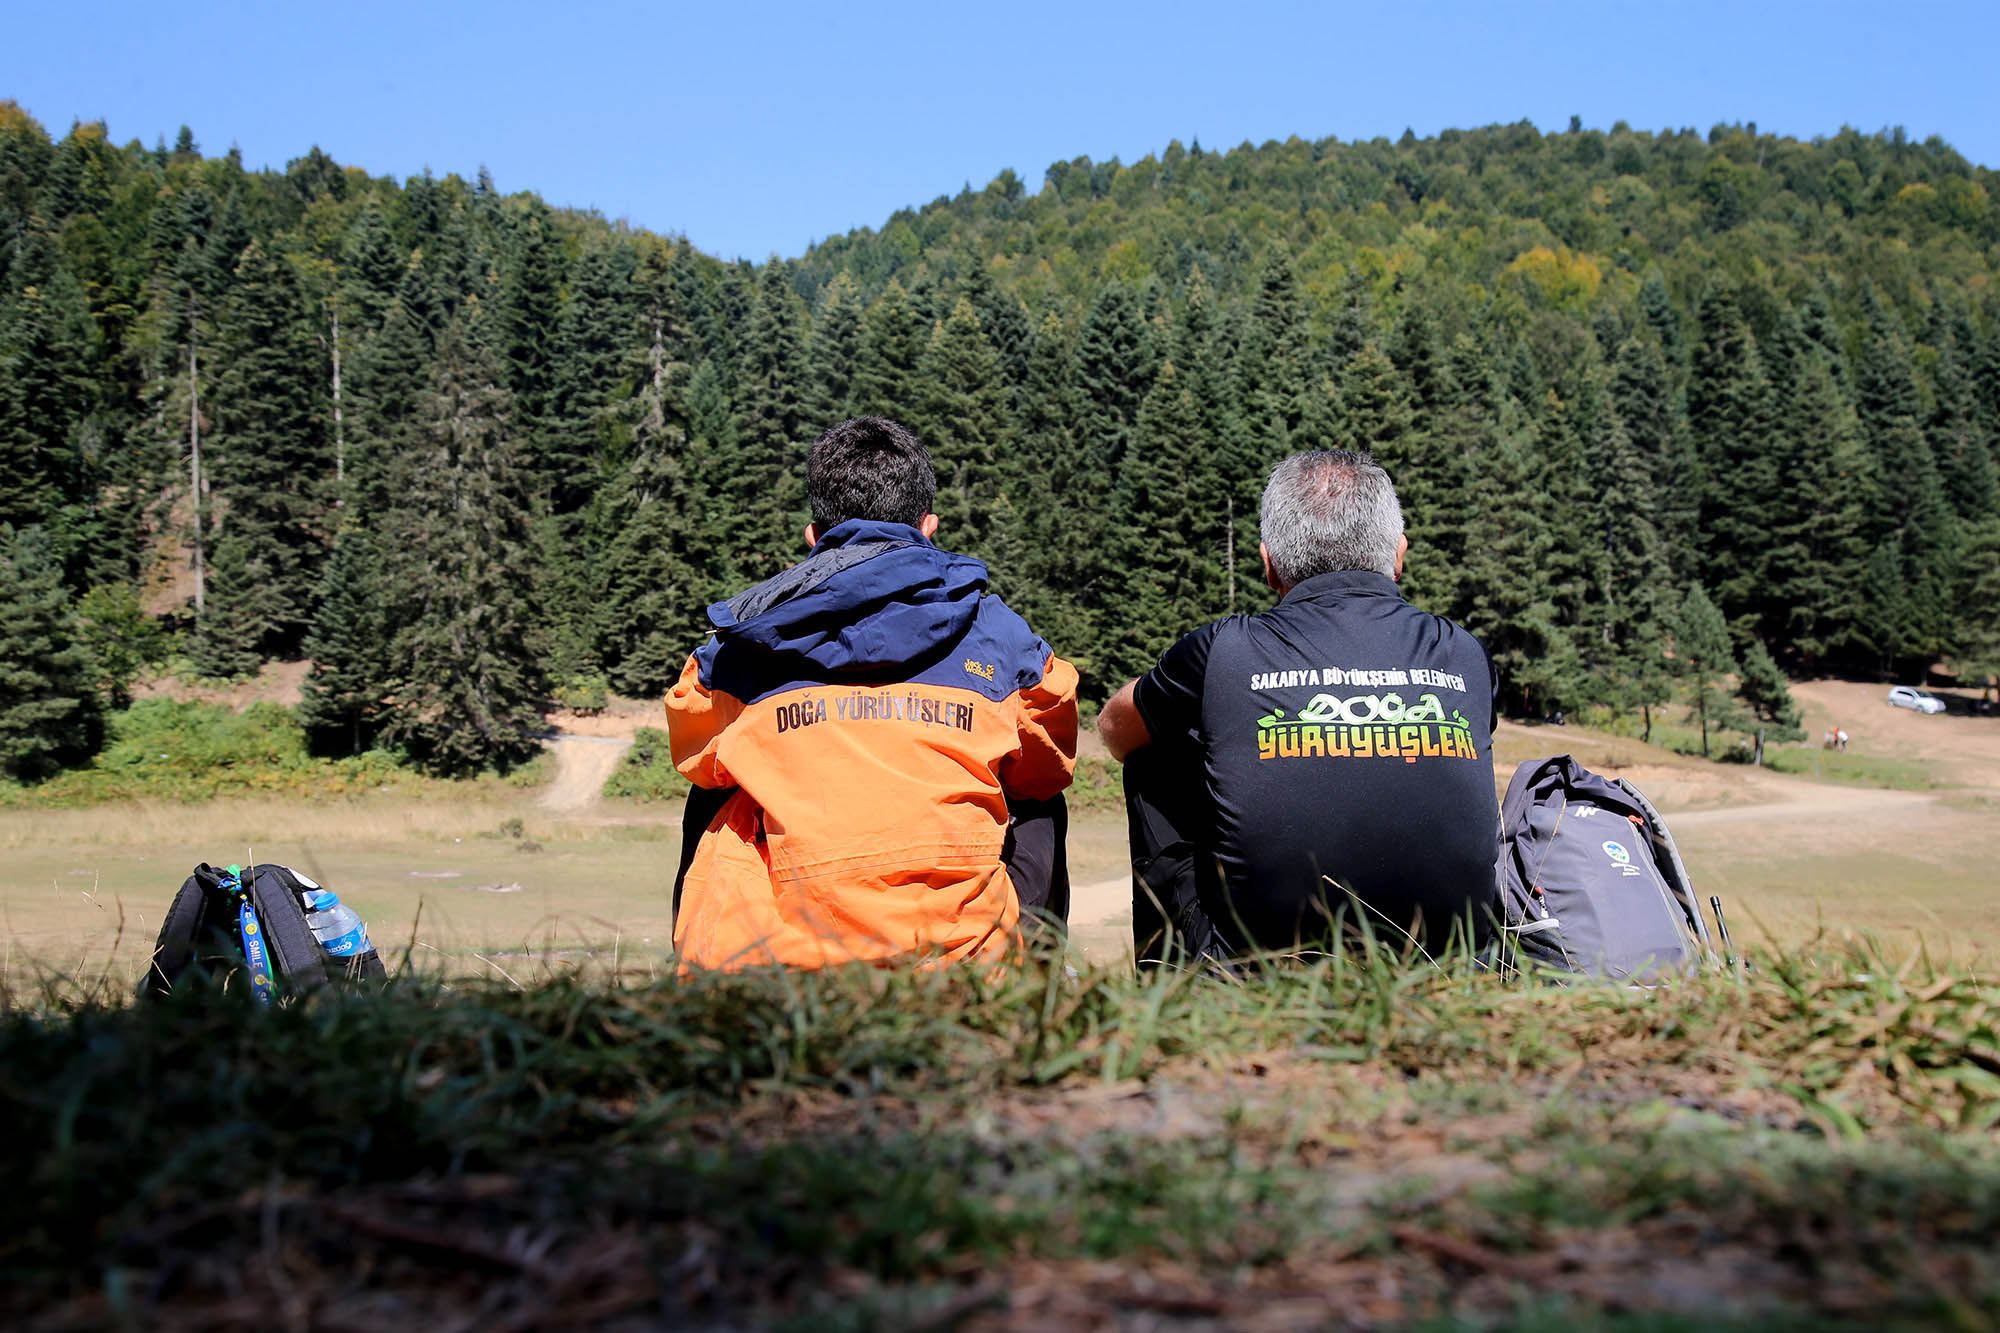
5, 942, 2000, 1328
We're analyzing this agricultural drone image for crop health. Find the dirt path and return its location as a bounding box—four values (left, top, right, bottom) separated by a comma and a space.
537, 735, 633, 812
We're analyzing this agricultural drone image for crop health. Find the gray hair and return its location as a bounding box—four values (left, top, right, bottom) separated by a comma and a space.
1258, 450, 1404, 585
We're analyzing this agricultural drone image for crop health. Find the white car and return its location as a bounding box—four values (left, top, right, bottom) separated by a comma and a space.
1886, 685, 1946, 714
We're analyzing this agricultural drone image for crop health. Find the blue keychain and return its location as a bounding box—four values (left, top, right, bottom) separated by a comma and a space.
224, 863, 276, 1006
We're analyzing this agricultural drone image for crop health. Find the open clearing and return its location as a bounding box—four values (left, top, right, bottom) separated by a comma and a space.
9, 682, 2000, 1328
6, 678, 2000, 988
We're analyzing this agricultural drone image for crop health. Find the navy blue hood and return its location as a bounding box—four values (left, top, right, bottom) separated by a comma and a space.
696, 520, 990, 685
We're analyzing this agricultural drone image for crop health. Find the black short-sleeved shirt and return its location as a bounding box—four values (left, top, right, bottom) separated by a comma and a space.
1132, 569, 1499, 949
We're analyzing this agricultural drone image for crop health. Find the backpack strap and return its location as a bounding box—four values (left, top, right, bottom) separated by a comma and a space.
245, 864, 331, 993
138, 864, 232, 1000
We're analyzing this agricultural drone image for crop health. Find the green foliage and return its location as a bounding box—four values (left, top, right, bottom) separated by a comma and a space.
552, 673, 609, 714
0, 697, 400, 806
298, 527, 389, 755
379, 314, 547, 777
4, 109, 2000, 746
601, 725, 689, 801
1671, 585, 1737, 758
0, 525, 101, 779
1733, 637, 1806, 760
74, 581, 170, 709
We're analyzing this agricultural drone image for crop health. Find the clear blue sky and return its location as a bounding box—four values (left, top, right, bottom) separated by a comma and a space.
8, 1, 1997, 262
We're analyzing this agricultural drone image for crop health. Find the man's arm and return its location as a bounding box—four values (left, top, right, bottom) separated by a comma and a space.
997, 654, 1079, 800
666, 654, 743, 788
1101, 623, 1218, 764
1099, 678, 1152, 763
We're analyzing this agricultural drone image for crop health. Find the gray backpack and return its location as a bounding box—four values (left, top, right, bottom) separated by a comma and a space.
1494, 755, 1718, 981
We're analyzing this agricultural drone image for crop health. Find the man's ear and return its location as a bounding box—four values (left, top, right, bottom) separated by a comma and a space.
804, 521, 820, 550
1260, 542, 1286, 596
1394, 532, 1408, 583
919, 512, 939, 539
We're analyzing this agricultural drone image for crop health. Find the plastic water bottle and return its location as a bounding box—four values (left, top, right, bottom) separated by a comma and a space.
300, 888, 373, 958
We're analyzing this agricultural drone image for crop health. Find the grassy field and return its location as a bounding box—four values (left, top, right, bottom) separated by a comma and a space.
7, 678, 2000, 1325
8, 944, 2000, 1328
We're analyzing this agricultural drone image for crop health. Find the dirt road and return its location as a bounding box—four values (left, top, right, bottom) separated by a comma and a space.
537, 735, 632, 812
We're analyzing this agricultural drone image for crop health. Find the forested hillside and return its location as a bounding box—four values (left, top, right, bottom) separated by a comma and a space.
3, 102, 1998, 778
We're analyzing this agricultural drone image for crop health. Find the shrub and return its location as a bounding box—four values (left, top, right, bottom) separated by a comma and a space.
602, 727, 688, 802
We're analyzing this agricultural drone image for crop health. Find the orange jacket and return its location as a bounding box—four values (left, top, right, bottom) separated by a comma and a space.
667, 520, 1077, 970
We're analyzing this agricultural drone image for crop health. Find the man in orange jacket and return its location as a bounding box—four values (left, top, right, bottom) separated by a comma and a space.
667, 417, 1079, 970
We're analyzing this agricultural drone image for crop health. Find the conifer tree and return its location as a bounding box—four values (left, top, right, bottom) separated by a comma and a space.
725, 261, 813, 581
1234, 250, 1310, 464
1766, 352, 1872, 665
1733, 636, 1803, 764
0, 236, 97, 537
856, 281, 925, 416
811, 270, 865, 420
1686, 281, 1778, 630
1856, 292, 1961, 671
956, 257, 1033, 395
1104, 361, 1223, 682
0, 524, 101, 780
339, 203, 404, 335
546, 242, 640, 516
1007, 309, 1094, 671
1459, 396, 1582, 715
381, 310, 545, 775
917, 297, 1006, 562
1672, 584, 1736, 758
1611, 331, 1698, 579
598, 304, 702, 696
194, 239, 330, 666
298, 525, 388, 755
344, 256, 439, 519
498, 199, 565, 496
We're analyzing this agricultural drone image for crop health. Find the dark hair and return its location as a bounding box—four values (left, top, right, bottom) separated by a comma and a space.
806, 417, 937, 531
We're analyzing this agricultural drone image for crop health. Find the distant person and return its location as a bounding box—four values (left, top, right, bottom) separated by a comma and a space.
1098, 450, 1500, 962
667, 417, 1078, 969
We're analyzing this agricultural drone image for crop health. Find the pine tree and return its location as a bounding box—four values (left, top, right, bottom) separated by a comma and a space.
381, 310, 545, 775
546, 242, 640, 515
1611, 331, 1699, 579
1672, 584, 1736, 759
724, 262, 813, 582
856, 280, 925, 416
0, 524, 102, 780
1104, 360, 1223, 683
1733, 636, 1803, 764
1006, 309, 1095, 674
811, 270, 866, 421
1234, 249, 1310, 465
1331, 342, 1413, 455
1765, 352, 1872, 666
298, 526, 389, 755
497, 199, 566, 499
1458, 396, 1584, 715
0, 235, 97, 538
1072, 281, 1155, 670
956, 256, 1033, 396
917, 297, 1007, 562
339, 202, 404, 335
598, 306, 702, 697
1686, 281, 1779, 632
193, 239, 331, 667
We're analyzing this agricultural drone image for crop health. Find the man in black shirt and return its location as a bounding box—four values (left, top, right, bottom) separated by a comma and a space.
1098, 450, 1499, 963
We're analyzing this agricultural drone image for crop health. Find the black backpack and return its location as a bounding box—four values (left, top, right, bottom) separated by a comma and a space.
138, 863, 387, 1001
1494, 755, 1720, 982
